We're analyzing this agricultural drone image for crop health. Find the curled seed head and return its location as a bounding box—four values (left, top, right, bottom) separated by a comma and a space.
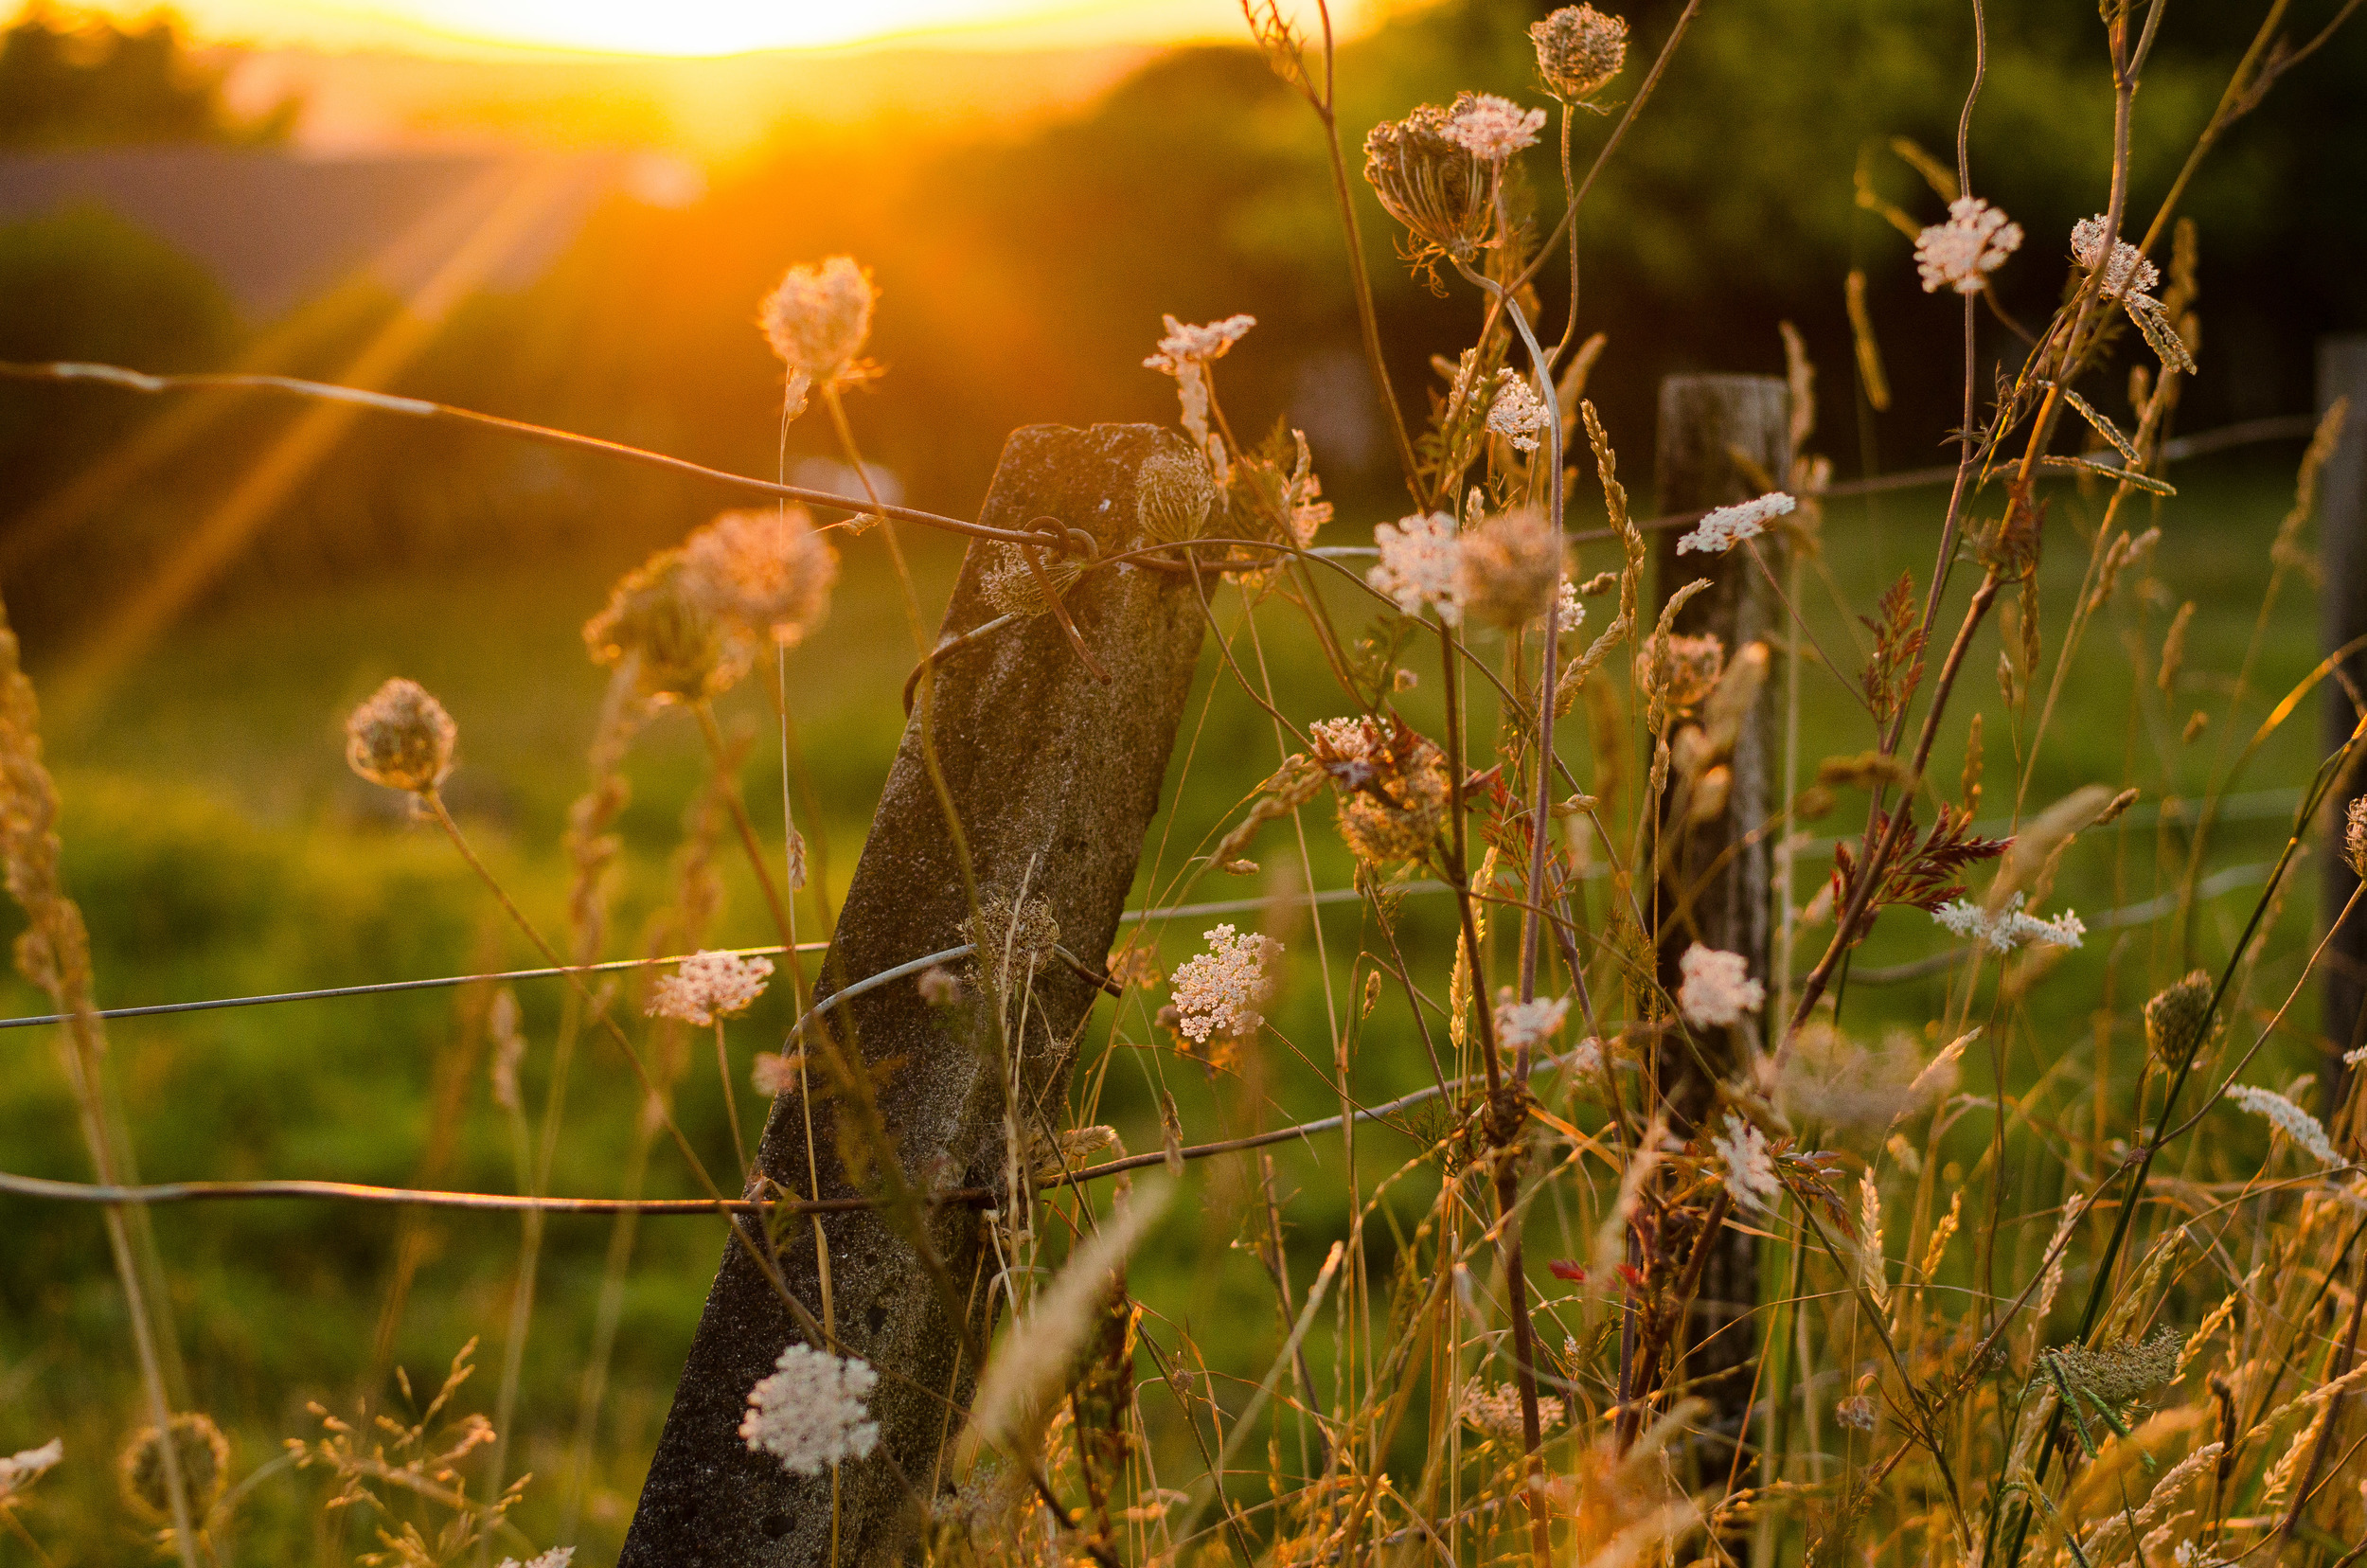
584, 549, 753, 704
2144, 970, 2217, 1067
345, 678, 456, 794
966, 893, 1061, 994
1135, 445, 1218, 545
117, 1413, 229, 1525
1362, 105, 1489, 270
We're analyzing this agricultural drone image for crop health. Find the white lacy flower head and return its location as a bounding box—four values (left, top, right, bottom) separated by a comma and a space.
1554, 575, 1585, 630
1568, 1035, 1606, 1074
751, 1051, 798, 1097
1493, 989, 1571, 1051
1144, 313, 1256, 370
1443, 91, 1547, 162
496, 1550, 575, 1568
1915, 196, 2023, 294
2227, 1083, 2342, 1168
1367, 511, 1464, 624
1677, 943, 1764, 1027
2070, 215, 2162, 302
1677, 491, 1794, 555
1712, 1113, 1782, 1213
1486, 369, 1551, 452
0, 1438, 62, 1502
1144, 313, 1255, 477
1931, 893, 2085, 953
1835, 1394, 1877, 1432
740, 1344, 881, 1475
1170, 924, 1280, 1043
649, 950, 774, 1026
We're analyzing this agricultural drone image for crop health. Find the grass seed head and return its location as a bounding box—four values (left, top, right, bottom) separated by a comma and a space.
1532, 5, 1628, 105
344, 677, 456, 794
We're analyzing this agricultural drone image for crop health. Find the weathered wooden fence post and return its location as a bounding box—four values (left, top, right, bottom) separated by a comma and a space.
1647, 373, 1789, 1479
2320, 336, 2367, 1110
622, 422, 1205, 1567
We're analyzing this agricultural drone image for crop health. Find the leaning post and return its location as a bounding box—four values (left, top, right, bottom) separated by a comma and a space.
1647, 373, 1789, 1481
2320, 336, 2367, 1114
622, 423, 1205, 1567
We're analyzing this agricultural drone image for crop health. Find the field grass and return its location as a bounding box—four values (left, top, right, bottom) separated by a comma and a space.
0, 437, 2336, 1563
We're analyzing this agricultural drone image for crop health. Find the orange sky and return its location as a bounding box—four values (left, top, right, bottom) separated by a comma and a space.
65, 0, 1389, 56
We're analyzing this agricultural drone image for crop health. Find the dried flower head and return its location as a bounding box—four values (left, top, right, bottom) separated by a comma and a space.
966, 893, 1062, 996
1493, 989, 1571, 1051
2227, 1083, 2342, 1167
976, 541, 1084, 618
1457, 508, 1565, 630
739, 1344, 881, 1475
1835, 1395, 1877, 1432
1778, 1024, 1953, 1132
1308, 715, 1452, 864
1134, 445, 1219, 544
760, 257, 877, 419
1442, 91, 1546, 162
1711, 1113, 1781, 1212
2347, 796, 2367, 877
584, 549, 754, 704
2043, 1325, 2182, 1404
1367, 511, 1463, 623
1931, 893, 2085, 953
1677, 491, 1794, 555
1486, 368, 1552, 452
1915, 197, 2024, 294
2144, 970, 2217, 1067
118, 1413, 228, 1525
1532, 5, 1628, 104
682, 508, 838, 649
0, 1438, 62, 1504
648, 950, 774, 1027
1459, 1380, 1566, 1439
345, 678, 456, 795
1678, 943, 1764, 1027
1650, 633, 1726, 710
1169, 923, 1279, 1042
2070, 216, 2161, 301
1363, 104, 1490, 269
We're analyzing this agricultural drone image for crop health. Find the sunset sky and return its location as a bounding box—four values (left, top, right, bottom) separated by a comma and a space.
63, 0, 1388, 55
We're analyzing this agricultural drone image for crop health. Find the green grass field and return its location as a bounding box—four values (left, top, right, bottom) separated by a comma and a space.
0, 440, 2334, 1563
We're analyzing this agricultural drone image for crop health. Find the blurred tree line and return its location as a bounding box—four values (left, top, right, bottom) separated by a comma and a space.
0, 0, 2359, 646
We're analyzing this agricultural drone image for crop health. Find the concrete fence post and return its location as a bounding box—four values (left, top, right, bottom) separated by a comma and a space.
1646, 372, 1790, 1480
622, 422, 1206, 1566
2319, 336, 2367, 1111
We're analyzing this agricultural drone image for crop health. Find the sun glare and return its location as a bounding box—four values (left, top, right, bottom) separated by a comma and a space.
152, 0, 1266, 56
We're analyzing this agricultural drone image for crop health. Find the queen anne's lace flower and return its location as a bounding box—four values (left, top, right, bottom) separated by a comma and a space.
1712, 1114, 1782, 1212
1914, 197, 2023, 294
1835, 1395, 1877, 1432
346, 678, 457, 794
1170, 924, 1279, 1042
496, 1550, 575, 1568
649, 950, 774, 1027
1493, 990, 1571, 1051
1931, 894, 2085, 953
1677, 491, 1794, 555
1367, 512, 1463, 623
1144, 313, 1255, 475
751, 1052, 799, 1096
1442, 92, 1547, 161
740, 1344, 881, 1475
0, 1438, 62, 1502
2070, 216, 2161, 301
1486, 369, 1551, 452
2227, 1083, 2342, 1167
760, 257, 877, 419
1678, 943, 1764, 1027
682, 508, 838, 649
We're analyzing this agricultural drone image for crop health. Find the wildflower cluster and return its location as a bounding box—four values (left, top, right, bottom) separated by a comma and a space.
740, 1345, 881, 1475
1914, 196, 2023, 294
1168, 924, 1279, 1042
1931, 892, 2086, 953
648, 949, 774, 1026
